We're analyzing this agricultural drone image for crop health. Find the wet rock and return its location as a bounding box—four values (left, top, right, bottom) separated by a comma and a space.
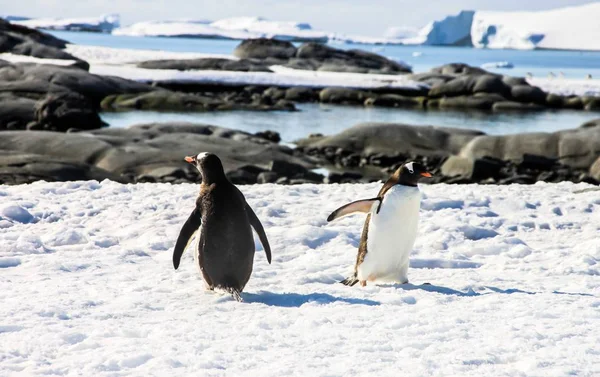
584, 97, 600, 111
234, 38, 297, 60
439, 95, 495, 110
492, 101, 544, 112
319, 87, 371, 105
364, 94, 422, 108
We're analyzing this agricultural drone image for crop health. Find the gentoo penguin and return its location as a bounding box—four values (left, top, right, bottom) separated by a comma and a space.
172, 152, 272, 301
327, 162, 432, 287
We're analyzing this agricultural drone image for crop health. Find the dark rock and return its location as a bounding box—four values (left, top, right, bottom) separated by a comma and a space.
269, 159, 309, 177
319, 87, 371, 105
430, 63, 488, 76
137, 58, 272, 72
429, 76, 478, 97
584, 97, 600, 111
473, 74, 510, 96
564, 96, 584, 110
263, 87, 286, 101
518, 154, 557, 170
296, 122, 484, 157
285, 87, 317, 102
546, 93, 565, 108
254, 130, 281, 143
440, 155, 503, 180
34, 92, 107, 131
234, 38, 297, 60
257, 171, 279, 184
226, 168, 258, 184
0, 19, 88, 68
510, 85, 546, 104
0, 95, 36, 129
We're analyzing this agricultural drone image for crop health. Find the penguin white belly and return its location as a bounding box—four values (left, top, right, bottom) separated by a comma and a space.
357, 185, 421, 284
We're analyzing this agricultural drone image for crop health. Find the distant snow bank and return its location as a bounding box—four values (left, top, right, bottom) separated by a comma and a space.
113, 17, 329, 42
11, 14, 120, 33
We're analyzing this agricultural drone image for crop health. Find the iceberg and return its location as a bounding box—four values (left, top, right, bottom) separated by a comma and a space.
11, 14, 120, 33
472, 3, 600, 50
113, 17, 329, 43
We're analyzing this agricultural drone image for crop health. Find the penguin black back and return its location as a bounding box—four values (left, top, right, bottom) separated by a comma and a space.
173, 153, 272, 301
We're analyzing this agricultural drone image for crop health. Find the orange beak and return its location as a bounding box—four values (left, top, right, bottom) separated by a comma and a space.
184, 156, 195, 163
421, 172, 433, 178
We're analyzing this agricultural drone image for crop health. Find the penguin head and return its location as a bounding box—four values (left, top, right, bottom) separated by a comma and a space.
396, 161, 432, 187
184, 152, 226, 183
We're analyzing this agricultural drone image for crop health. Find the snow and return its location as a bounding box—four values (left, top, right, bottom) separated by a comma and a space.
64, 44, 235, 65
88, 64, 427, 90
11, 14, 120, 33
0, 180, 599, 376
0, 53, 77, 66
527, 77, 600, 97
113, 17, 328, 42
472, 3, 600, 51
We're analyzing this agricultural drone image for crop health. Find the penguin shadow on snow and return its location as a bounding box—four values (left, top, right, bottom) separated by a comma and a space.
242, 291, 380, 307
384, 283, 594, 298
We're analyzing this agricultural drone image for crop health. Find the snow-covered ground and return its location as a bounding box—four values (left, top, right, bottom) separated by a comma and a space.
87, 64, 426, 90
0, 180, 598, 376
64, 44, 236, 65
11, 14, 120, 33
113, 17, 329, 43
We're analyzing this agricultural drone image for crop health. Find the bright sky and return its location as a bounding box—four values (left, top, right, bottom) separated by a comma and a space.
3, 0, 597, 36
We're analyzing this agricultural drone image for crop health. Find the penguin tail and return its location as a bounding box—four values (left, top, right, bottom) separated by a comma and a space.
226, 287, 243, 302
340, 275, 359, 286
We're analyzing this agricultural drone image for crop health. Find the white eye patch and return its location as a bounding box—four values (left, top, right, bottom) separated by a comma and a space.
405, 162, 415, 173
196, 152, 209, 160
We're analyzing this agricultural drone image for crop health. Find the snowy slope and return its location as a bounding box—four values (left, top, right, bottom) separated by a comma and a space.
113, 17, 328, 42
11, 14, 120, 33
0, 180, 598, 376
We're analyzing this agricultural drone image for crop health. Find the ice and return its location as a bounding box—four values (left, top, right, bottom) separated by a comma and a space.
480, 61, 514, 69
0, 180, 598, 376
11, 14, 120, 33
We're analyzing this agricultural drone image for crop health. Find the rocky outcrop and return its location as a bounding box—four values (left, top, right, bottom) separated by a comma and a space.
0, 18, 88, 69
140, 38, 412, 76
0, 61, 155, 130
0, 123, 319, 185
296, 121, 600, 185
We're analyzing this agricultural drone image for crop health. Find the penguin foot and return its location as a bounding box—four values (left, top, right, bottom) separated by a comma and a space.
340, 276, 359, 286
360, 280, 367, 287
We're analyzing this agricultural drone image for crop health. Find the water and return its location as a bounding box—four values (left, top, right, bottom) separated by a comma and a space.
52, 31, 599, 139
101, 104, 595, 142
51, 30, 600, 79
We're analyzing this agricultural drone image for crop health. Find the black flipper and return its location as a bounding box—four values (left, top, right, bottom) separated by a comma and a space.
173, 206, 202, 270
327, 197, 381, 222
341, 275, 359, 286
246, 204, 272, 264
